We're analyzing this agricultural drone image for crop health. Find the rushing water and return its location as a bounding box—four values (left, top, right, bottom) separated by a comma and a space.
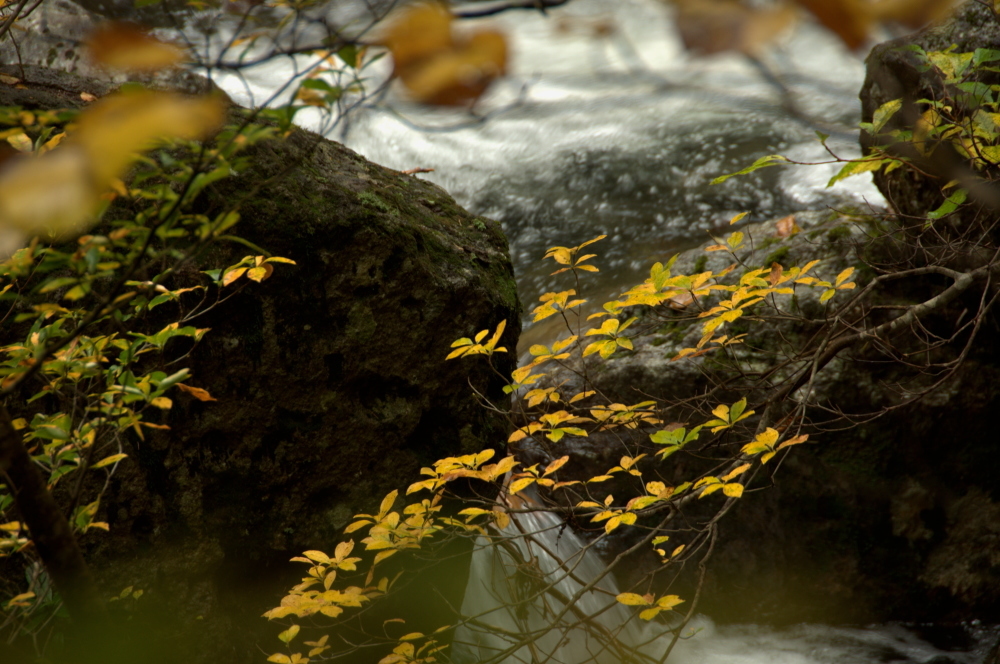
206, 1, 994, 662
328, 0, 887, 338
454, 492, 996, 664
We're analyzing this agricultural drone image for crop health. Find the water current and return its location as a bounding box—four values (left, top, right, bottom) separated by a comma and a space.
207, 1, 995, 662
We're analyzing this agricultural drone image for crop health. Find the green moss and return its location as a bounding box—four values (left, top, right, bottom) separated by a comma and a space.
756, 236, 780, 251
345, 302, 377, 342
826, 225, 853, 242
693, 255, 707, 273
762, 245, 790, 267
727, 320, 750, 337
358, 190, 397, 216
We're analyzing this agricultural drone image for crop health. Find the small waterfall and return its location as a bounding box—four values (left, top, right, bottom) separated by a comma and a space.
446, 494, 993, 664
450, 489, 700, 664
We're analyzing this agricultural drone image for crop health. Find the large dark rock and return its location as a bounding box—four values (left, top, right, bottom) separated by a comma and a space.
0, 68, 520, 662
531, 209, 1000, 626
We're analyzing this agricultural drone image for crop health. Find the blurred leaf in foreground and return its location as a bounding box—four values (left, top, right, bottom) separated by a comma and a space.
381, 1, 507, 106
0, 90, 225, 257
86, 22, 187, 72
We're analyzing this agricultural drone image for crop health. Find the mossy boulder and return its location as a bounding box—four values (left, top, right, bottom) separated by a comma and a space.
859, 1, 1000, 222
1, 68, 520, 662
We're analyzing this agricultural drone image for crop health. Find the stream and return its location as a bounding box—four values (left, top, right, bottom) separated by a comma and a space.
208, 0, 995, 662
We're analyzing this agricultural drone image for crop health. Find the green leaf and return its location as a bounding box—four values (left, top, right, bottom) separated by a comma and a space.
711, 155, 788, 185
338, 45, 360, 68
927, 188, 968, 220
974, 48, 1000, 67
871, 99, 902, 134
156, 369, 191, 391
827, 159, 884, 187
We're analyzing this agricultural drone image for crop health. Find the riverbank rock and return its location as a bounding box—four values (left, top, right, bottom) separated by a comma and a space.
860, 2, 1000, 220
0, 69, 520, 662
528, 207, 1000, 627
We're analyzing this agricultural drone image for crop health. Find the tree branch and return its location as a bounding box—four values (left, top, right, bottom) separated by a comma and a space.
0, 406, 108, 633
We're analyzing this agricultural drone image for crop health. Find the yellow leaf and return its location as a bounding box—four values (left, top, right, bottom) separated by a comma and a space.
150, 396, 172, 409
721, 463, 750, 481
247, 264, 274, 283
835, 267, 855, 286
730, 211, 749, 225
279, 625, 301, 644
380, 490, 398, 516
6, 132, 32, 153
7, 592, 36, 607
493, 509, 510, 530
639, 607, 662, 621
775, 214, 800, 237
388, 4, 507, 107
222, 267, 247, 286
616, 592, 650, 606
778, 433, 809, 448
303, 550, 330, 564
374, 550, 397, 565
176, 383, 217, 402
86, 22, 187, 72
657, 594, 685, 609
508, 477, 535, 495
543, 456, 569, 476
722, 483, 744, 498
268, 655, 292, 664
91, 453, 127, 469
756, 428, 779, 447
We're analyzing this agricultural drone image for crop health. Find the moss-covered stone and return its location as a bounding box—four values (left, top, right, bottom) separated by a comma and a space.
1, 69, 521, 664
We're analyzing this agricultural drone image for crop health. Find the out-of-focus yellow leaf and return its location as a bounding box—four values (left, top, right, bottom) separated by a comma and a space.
380, 2, 453, 71
793, 0, 871, 50
75, 90, 225, 186
0, 90, 224, 258
86, 22, 187, 72
382, 2, 507, 105
6, 132, 32, 153
674, 0, 797, 55
397, 31, 507, 106
775, 214, 800, 237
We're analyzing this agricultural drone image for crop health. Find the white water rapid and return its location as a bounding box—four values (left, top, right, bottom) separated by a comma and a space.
450, 492, 994, 664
